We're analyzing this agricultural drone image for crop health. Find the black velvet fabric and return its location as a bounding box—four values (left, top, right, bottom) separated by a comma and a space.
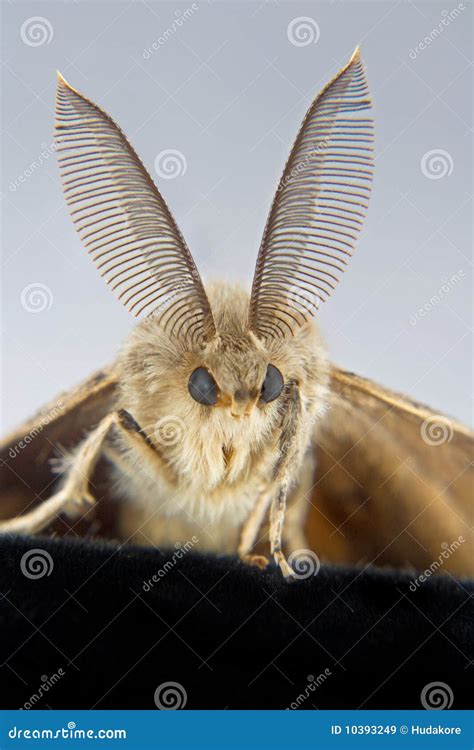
0, 535, 472, 710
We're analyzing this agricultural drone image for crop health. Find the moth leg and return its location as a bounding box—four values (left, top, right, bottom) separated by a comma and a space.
283, 455, 316, 554
238, 490, 272, 569
269, 379, 306, 580
270, 484, 295, 579
283, 497, 309, 554
0, 409, 157, 535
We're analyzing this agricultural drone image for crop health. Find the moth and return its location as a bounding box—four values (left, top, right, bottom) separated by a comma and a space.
1, 48, 472, 580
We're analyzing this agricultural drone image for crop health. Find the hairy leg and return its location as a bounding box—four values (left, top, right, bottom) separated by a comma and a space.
0, 410, 162, 535
270, 484, 295, 578
269, 380, 307, 580
238, 490, 272, 569
283, 455, 315, 553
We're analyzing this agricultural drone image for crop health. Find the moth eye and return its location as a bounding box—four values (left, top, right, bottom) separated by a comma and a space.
260, 364, 284, 403
188, 367, 218, 406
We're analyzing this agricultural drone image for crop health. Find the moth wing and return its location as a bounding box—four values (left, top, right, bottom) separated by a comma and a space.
0, 368, 118, 532
306, 366, 474, 575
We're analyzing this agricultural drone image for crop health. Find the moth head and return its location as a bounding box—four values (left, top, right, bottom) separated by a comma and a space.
55, 46, 372, 422
187, 327, 284, 420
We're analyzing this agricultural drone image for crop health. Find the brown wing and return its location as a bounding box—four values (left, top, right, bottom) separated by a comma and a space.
306, 366, 474, 576
0, 368, 119, 534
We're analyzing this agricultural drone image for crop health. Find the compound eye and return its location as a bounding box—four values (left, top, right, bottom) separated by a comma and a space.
188, 367, 218, 405
260, 364, 284, 403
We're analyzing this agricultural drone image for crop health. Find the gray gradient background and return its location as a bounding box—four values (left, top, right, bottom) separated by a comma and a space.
1, 0, 472, 434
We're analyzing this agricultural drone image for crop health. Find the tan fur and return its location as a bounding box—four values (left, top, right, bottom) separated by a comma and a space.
114, 282, 330, 553
0, 283, 330, 576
